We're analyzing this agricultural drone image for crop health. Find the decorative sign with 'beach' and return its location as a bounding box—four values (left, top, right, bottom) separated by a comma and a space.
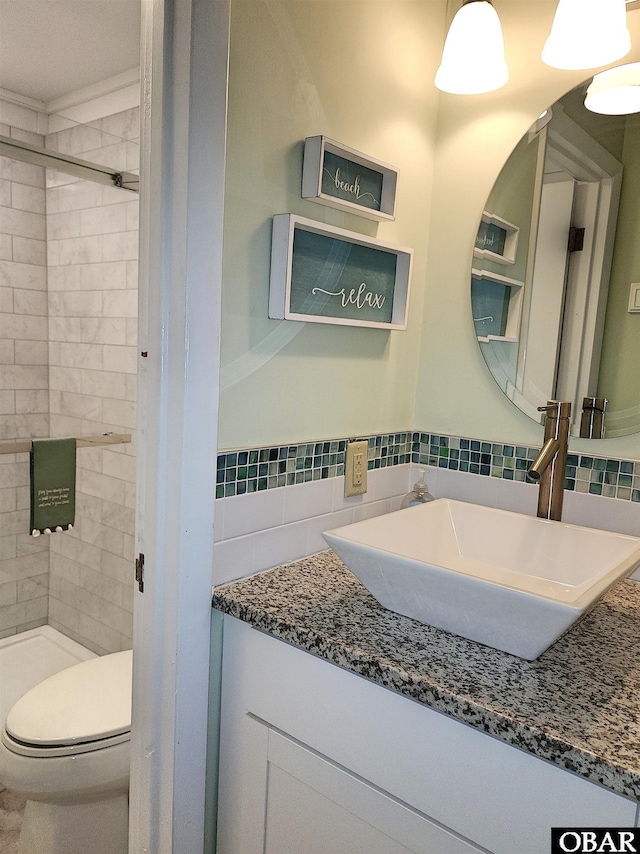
269, 214, 412, 329
302, 136, 398, 222
473, 212, 519, 265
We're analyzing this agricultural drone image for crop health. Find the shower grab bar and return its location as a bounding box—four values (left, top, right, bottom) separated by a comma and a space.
0, 433, 132, 456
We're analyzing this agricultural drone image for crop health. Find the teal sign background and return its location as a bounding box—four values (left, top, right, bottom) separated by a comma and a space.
476, 220, 508, 256
321, 151, 383, 212
471, 275, 510, 338
290, 228, 397, 324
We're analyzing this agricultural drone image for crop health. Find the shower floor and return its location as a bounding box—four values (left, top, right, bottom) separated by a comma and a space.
0, 626, 94, 854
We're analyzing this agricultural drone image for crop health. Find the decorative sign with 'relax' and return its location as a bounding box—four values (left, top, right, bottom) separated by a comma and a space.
269, 214, 412, 330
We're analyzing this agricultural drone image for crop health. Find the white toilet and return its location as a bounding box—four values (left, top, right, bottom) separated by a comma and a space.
0, 649, 133, 854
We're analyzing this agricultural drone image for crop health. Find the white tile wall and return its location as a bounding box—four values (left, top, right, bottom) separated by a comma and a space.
0, 125, 50, 637
212, 465, 412, 587
213, 463, 640, 589
44, 108, 139, 655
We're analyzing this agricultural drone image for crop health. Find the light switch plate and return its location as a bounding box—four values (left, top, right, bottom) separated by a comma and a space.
628, 283, 640, 313
345, 440, 368, 497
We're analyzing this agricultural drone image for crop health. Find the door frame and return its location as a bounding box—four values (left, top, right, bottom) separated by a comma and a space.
130, 0, 230, 851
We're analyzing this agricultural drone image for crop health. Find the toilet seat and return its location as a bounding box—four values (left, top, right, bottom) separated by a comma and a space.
2, 650, 132, 759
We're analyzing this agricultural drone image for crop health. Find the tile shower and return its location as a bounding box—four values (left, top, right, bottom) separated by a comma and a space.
0, 106, 139, 654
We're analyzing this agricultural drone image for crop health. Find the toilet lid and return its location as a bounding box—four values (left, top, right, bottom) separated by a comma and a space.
5, 649, 132, 748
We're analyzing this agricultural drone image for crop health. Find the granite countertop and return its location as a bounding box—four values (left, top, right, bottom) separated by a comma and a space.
212, 550, 640, 801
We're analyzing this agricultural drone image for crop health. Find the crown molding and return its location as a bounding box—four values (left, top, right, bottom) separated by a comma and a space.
46, 68, 140, 115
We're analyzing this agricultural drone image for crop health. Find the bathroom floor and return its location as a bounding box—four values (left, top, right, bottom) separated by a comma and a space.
0, 626, 95, 853
0, 786, 25, 854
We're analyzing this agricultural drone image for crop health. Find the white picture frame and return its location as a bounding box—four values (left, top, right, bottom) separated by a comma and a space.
301, 136, 398, 222
269, 214, 412, 330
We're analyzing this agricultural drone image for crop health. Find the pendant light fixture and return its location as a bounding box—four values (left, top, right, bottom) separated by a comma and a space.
435, 0, 509, 95
584, 62, 640, 114
542, 0, 631, 71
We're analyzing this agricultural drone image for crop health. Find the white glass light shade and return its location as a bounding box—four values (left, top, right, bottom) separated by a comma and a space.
585, 63, 640, 115
435, 1, 509, 95
542, 0, 631, 71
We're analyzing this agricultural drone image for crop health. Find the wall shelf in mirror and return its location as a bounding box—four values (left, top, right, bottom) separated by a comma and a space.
472, 269, 524, 343
474, 211, 519, 265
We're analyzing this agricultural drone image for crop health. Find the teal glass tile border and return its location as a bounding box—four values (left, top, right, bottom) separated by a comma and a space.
217, 431, 640, 503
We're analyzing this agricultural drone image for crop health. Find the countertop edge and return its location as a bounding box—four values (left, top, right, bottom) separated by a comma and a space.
212, 590, 640, 802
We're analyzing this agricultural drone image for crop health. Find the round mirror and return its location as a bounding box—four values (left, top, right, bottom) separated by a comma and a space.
471, 70, 640, 439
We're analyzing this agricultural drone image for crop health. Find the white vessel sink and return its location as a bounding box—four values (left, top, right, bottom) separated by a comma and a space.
323, 499, 640, 660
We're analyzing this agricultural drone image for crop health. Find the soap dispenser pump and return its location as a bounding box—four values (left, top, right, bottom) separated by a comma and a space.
400, 469, 435, 509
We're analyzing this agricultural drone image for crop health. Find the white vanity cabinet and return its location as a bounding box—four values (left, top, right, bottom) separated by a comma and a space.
216, 615, 639, 854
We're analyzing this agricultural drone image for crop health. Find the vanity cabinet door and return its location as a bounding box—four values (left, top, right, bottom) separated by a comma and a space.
262, 727, 483, 854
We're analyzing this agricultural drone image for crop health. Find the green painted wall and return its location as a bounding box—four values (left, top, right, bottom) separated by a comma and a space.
218, 0, 445, 450
219, 0, 640, 460
598, 113, 640, 432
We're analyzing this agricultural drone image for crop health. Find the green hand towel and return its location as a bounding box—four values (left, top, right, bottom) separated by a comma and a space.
30, 438, 77, 535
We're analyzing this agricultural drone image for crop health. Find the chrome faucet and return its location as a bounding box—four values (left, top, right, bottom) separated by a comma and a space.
526, 401, 571, 522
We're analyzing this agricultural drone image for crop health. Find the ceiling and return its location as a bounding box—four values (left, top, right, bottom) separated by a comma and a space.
0, 0, 140, 105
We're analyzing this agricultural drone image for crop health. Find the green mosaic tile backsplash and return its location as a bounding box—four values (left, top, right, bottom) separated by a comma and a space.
216, 431, 640, 503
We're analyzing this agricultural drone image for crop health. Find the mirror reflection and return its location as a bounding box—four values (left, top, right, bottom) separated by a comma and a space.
471, 69, 640, 439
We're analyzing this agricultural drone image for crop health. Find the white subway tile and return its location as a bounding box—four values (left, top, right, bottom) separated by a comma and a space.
213, 535, 255, 587
47, 210, 81, 240
102, 290, 137, 318
49, 366, 82, 393
370, 462, 413, 501
0, 287, 13, 313
0, 259, 46, 290
102, 449, 136, 483
81, 317, 127, 345
48, 316, 83, 343
47, 265, 80, 291
306, 508, 354, 556
331, 475, 370, 513
103, 230, 138, 262
282, 479, 334, 525
0, 365, 48, 390
4, 160, 44, 189
80, 369, 127, 399
49, 290, 103, 317
251, 521, 309, 574
80, 470, 126, 507
80, 260, 128, 290
0, 181, 11, 207
0, 390, 15, 414
0, 581, 17, 607
13, 288, 47, 316
0, 208, 45, 240
0, 234, 12, 260
14, 340, 48, 365
80, 203, 128, 236
13, 235, 46, 266
102, 344, 136, 374
353, 499, 392, 522
11, 184, 45, 214
102, 398, 136, 429
0, 313, 47, 340
0, 487, 17, 513
58, 342, 104, 370
58, 235, 103, 266
15, 389, 48, 414
223, 489, 285, 539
